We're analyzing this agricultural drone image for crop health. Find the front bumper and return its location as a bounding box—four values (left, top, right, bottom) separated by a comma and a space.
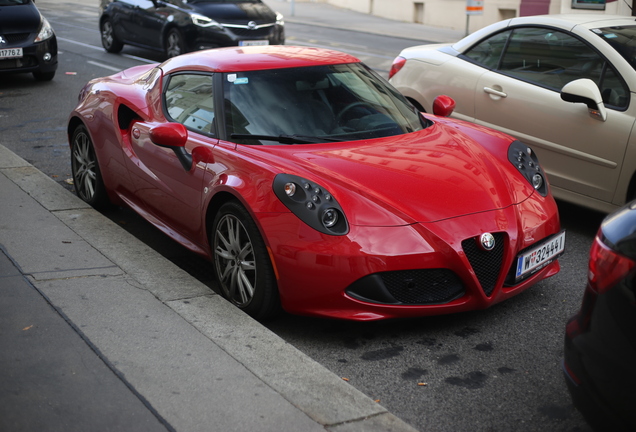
258, 191, 561, 320
188, 24, 284, 51
0, 36, 57, 76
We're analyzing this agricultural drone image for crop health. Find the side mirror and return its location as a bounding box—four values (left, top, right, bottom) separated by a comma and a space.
432, 95, 456, 117
561, 78, 607, 121
150, 123, 193, 171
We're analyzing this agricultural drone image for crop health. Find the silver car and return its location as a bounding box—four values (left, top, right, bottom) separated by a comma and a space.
389, 14, 636, 213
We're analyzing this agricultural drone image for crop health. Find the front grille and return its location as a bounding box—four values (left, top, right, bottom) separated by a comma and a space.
2, 33, 30, 44
228, 27, 273, 38
462, 233, 505, 296
380, 269, 464, 304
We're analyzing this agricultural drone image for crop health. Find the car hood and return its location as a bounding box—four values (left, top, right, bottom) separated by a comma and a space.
250, 120, 533, 226
191, 1, 276, 22
0, 2, 40, 34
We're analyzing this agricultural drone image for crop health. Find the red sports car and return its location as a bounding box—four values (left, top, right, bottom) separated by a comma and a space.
68, 45, 564, 321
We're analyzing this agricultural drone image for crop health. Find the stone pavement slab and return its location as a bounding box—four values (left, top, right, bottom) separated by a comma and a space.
0, 142, 419, 431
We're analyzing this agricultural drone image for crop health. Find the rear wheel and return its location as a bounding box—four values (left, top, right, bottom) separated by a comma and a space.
212, 201, 280, 320
100, 18, 123, 53
70, 125, 111, 209
165, 29, 185, 58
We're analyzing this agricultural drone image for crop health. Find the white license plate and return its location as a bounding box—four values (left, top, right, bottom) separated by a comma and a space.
0, 47, 23, 59
515, 231, 565, 280
239, 40, 269, 47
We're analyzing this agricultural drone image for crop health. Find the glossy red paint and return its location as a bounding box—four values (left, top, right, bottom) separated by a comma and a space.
150, 123, 188, 148
160, 45, 361, 75
432, 95, 456, 117
68, 46, 562, 320
256, 187, 560, 320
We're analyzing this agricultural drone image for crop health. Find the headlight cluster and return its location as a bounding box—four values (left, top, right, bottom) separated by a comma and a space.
508, 141, 548, 197
34, 16, 54, 42
276, 12, 284, 26
191, 13, 220, 28
273, 174, 349, 235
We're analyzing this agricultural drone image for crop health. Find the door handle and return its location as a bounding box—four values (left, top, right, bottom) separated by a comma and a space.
483, 87, 507, 98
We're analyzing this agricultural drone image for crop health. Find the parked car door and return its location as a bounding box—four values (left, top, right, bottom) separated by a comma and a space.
466, 26, 636, 204
124, 72, 217, 244
121, 0, 165, 48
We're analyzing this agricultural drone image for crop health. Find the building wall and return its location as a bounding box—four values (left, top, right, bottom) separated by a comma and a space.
323, 0, 632, 32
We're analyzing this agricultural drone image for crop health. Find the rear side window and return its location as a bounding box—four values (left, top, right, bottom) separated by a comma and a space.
464, 27, 629, 109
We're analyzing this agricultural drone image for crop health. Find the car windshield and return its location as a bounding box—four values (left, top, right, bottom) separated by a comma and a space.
223, 63, 425, 145
0, 0, 29, 4
593, 26, 636, 71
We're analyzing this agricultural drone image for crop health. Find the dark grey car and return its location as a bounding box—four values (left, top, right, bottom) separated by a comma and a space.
0, 0, 57, 81
99, 0, 284, 59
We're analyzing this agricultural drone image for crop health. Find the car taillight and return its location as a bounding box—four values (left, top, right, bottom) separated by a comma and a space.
588, 234, 635, 294
389, 56, 406, 79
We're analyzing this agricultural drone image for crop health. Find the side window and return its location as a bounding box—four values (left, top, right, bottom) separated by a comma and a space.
125, 0, 156, 9
464, 30, 511, 69
164, 73, 216, 135
599, 65, 629, 109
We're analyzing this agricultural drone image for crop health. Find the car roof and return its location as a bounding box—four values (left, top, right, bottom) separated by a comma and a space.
454, 14, 636, 52
159, 45, 361, 75
509, 14, 636, 30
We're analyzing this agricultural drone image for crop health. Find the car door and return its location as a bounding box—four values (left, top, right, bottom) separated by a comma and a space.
125, 72, 218, 247
121, 0, 165, 48
467, 26, 636, 204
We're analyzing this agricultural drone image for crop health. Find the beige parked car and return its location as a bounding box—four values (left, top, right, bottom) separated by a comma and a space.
389, 14, 636, 213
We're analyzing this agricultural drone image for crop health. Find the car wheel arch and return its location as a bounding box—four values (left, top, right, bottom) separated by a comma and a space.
67, 116, 85, 143
204, 191, 267, 248
206, 193, 282, 320
626, 172, 636, 203
406, 97, 426, 113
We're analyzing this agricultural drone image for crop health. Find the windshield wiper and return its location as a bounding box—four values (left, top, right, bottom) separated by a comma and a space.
230, 133, 342, 144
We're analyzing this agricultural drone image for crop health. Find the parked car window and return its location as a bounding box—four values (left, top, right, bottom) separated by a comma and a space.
164, 73, 216, 135
593, 26, 636, 71
464, 30, 510, 69
465, 27, 629, 109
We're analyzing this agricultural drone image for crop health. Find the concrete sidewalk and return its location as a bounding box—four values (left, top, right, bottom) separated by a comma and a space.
0, 142, 417, 431
263, 0, 465, 43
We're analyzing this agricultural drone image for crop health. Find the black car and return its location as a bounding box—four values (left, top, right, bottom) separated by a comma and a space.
99, 0, 284, 58
0, 0, 57, 81
563, 202, 636, 431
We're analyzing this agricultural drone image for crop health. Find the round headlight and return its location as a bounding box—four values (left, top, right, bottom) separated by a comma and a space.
322, 208, 339, 228
532, 173, 543, 190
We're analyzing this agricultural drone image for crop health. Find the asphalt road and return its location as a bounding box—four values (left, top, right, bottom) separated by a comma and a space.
0, 1, 603, 431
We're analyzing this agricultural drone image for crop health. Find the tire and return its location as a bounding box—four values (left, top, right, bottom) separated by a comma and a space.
33, 71, 55, 81
165, 28, 186, 59
100, 18, 124, 53
70, 125, 111, 210
212, 201, 280, 320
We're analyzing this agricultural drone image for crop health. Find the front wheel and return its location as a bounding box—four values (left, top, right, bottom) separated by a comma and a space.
100, 18, 123, 53
211, 201, 280, 320
70, 125, 111, 209
165, 29, 185, 58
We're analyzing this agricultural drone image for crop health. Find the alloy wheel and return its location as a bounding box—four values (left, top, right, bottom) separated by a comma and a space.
214, 213, 257, 307
72, 130, 98, 202
166, 31, 183, 58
